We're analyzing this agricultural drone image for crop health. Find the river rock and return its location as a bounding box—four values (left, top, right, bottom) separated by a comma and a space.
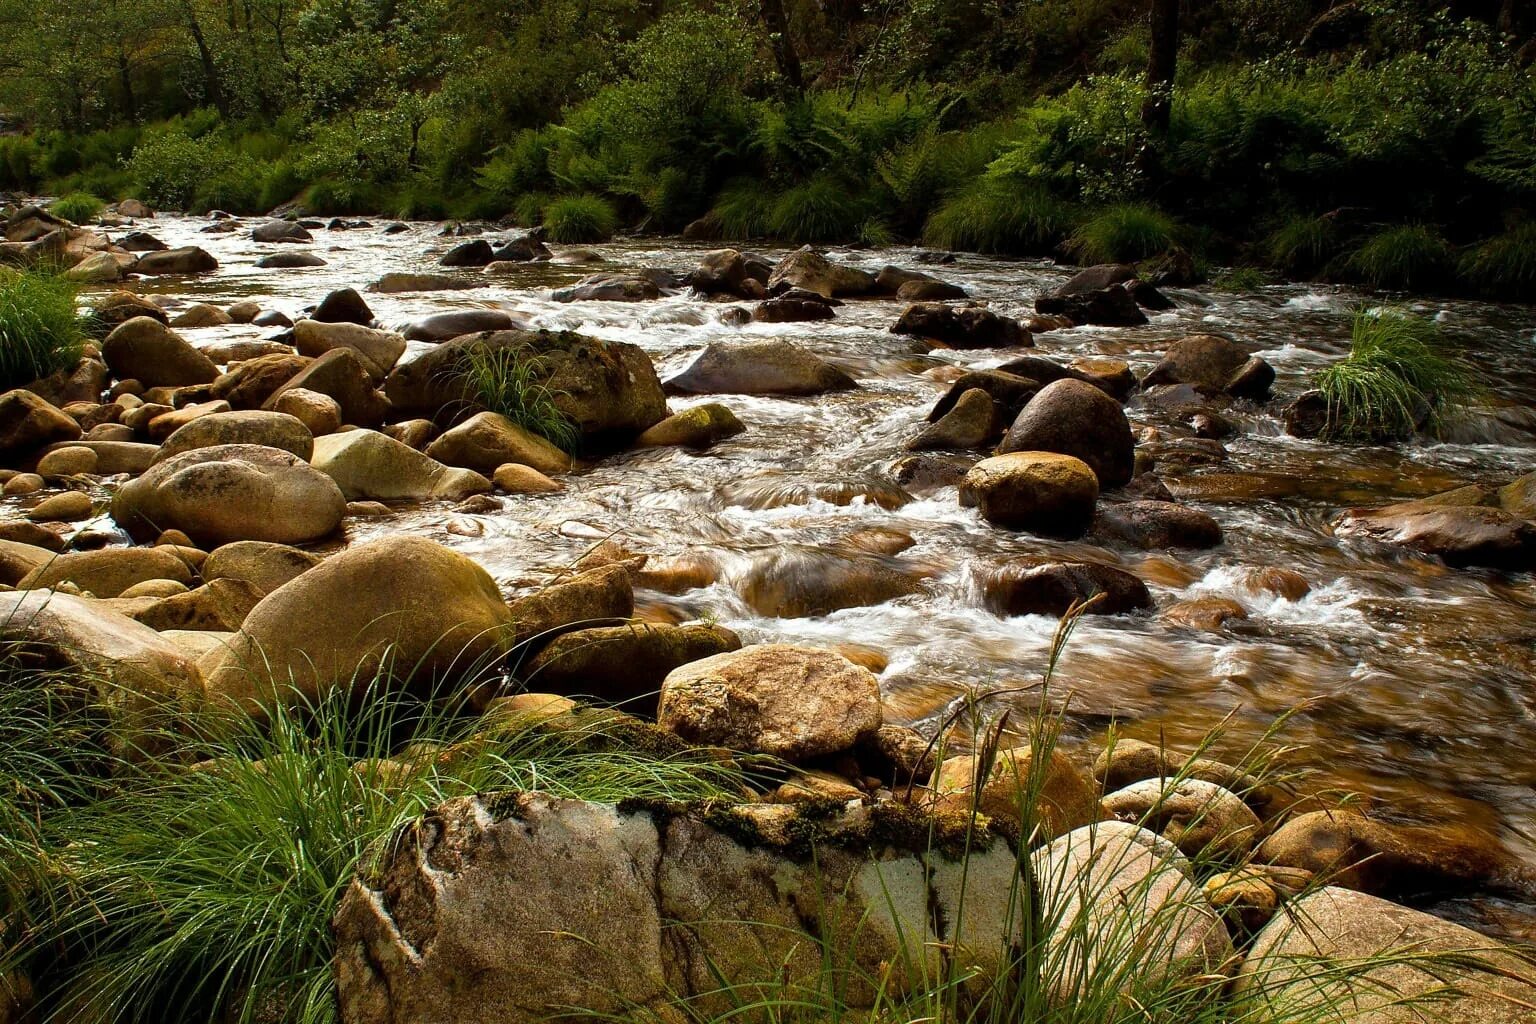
898, 279, 968, 300
960, 452, 1099, 536
127, 578, 264, 632
369, 272, 480, 294
440, 239, 493, 267
424, 411, 572, 475
490, 235, 551, 262
520, 622, 741, 713
906, 387, 998, 450
310, 429, 490, 501
0, 539, 55, 584
658, 644, 881, 761
401, 309, 516, 342
63, 250, 126, 283
1255, 809, 1516, 897
252, 219, 311, 243
292, 320, 406, 379
209, 353, 310, 409
312, 287, 375, 326
155, 410, 314, 464
984, 560, 1152, 617
999, 379, 1135, 488
738, 549, 923, 618
634, 403, 745, 449
1102, 778, 1262, 861
256, 251, 326, 269
43, 439, 157, 474
134, 246, 218, 275
202, 540, 321, 596
1035, 281, 1148, 326
891, 302, 1031, 349
995, 354, 1137, 403
665, 341, 855, 396
767, 245, 876, 297
928, 370, 1041, 425
101, 317, 219, 388
269, 388, 342, 436
1233, 887, 1536, 1023
552, 274, 661, 302
1093, 500, 1223, 549
36, 445, 97, 476
1335, 504, 1536, 569
507, 564, 634, 651
1142, 334, 1274, 400
688, 249, 754, 296
16, 546, 193, 597
146, 400, 232, 442
263, 348, 388, 427
932, 746, 1104, 840
200, 535, 513, 712
26, 355, 109, 408
23, 491, 93, 521
112, 443, 346, 546
752, 295, 835, 322
117, 230, 165, 251
169, 303, 232, 328
0, 389, 82, 458
383, 330, 667, 444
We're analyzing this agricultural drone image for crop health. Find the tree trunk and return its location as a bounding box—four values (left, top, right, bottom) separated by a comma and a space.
184, 5, 228, 114
1142, 0, 1179, 138
117, 51, 137, 121
759, 0, 804, 96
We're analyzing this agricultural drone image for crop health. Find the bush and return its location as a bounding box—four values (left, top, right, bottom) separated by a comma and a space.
709, 179, 774, 240
1066, 203, 1180, 264
1264, 213, 1339, 277
47, 192, 103, 224
0, 270, 86, 390
1458, 223, 1536, 298
459, 346, 581, 453
767, 175, 869, 243
1315, 308, 1474, 441
542, 194, 618, 243
923, 179, 1073, 254
1347, 224, 1453, 292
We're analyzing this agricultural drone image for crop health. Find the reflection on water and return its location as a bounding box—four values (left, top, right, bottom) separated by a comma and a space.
90, 217, 1536, 934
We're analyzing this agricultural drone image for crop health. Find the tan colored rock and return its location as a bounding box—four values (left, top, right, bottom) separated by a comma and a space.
128, 578, 264, 632
120, 578, 191, 598
507, 564, 634, 649
521, 621, 741, 712
932, 745, 1104, 841
101, 317, 219, 387
263, 348, 387, 427
658, 644, 882, 761
292, 319, 406, 379
268, 387, 342, 437
310, 429, 490, 502
148, 400, 233, 442
1102, 777, 1262, 861
17, 546, 194, 597
226, 300, 261, 324
492, 463, 562, 493
634, 403, 745, 449
201, 540, 321, 596
959, 452, 1100, 536
24, 490, 93, 522
36, 445, 98, 476
425, 411, 572, 475
170, 302, 233, 328
0, 389, 81, 459
155, 409, 313, 463
0, 538, 57, 584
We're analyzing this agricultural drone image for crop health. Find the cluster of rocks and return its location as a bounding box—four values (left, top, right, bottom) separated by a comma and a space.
0, 203, 219, 282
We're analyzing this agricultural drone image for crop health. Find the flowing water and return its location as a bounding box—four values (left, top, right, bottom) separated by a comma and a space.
89, 217, 1536, 936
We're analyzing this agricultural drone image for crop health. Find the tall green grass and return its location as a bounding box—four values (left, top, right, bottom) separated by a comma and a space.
922, 179, 1073, 254
709, 179, 774, 239
542, 194, 618, 243
1459, 223, 1536, 298
766, 175, 870, 243
47, 192, 103, 224
1066, 203, 1180, 264
1315, 308, 1475, 440
1347, 224, 1453, 292
458, 346, 581, 452
0, 270, 86, 391
1264, 214, 1338, 277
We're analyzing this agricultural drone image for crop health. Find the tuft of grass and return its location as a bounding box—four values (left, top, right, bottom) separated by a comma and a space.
0, 270, 86, 390
542, 194, 618, 243
1066, 203, 1180, 265
922, 179, 1073, 255
458, 345, 582, 453
1347, 224, 1453, 292
1210, 266, 1271, 292
1458, 222, 1536, 298
1264, 214, 1338, 277
766, 175, 869, 243
1315, 307, 1475, 441
708, 179, 773, 240
47, 192, 104, 225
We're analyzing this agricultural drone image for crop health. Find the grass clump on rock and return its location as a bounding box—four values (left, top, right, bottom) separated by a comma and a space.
47, 191, 104, 224
1347, 224, 1454, 292
459, 345, 581, 452
922, 179, 1073, 255
1316, 308, 1475, 441
0, 269, 86, 390
542, 193, 619, 243
1066, 203, 1180, 265
1458, 222, 1536, 298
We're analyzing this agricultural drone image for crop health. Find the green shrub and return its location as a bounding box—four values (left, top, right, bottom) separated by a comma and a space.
1347, 224, 1453, 292
1066, 203, 1180, 264
1264, 214, 1339, 277
709, 179, 774, 240
923, 179, 1073, 254
767, 175, 869, 243
459, 346, 581, 453
1458, 223, 1536, 298
475, 129, 556, 202
0, 137, 39, 191
1210, 266, 1270, 292
1315, 308, 1475, 440
0, 270, 86, 390
511, 192, 552, 228
542, 194, 618, 243
47, 192, 103, 224
129, 128, 235, 210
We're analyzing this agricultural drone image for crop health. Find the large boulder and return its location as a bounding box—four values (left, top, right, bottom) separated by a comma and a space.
1233, 887, 1536, 1023
312, 287, 375, 326
1034, 281, 1148, 327
1142, 334, 1274, 400
658, 644, 881, 762
401, 310, 516, 342
383, 330, 667, 444
891, 303, 1031, 349
209, 353, 311, 410
199, 535, 514, 711
1334, 505, 1536, 570
310, 429, 490, 501
424, 411, 571, 476
1102, 778, 1262, 861
202, 540, 321, 597
112, 443, 346, 546
133, 246, 218, 275
766, 246, 876, 297
999, 379, 1134, 489
0, 389, 81, 459
263, 348, 388, 427
252, 219, 312, 243
292, 320, 406, 379
959, 452, 1100, 536
334, 794, 1027, 1024
101, 317, 219, 388
931, 746, 1105, 841
154, 410, 314, 464
983, 560, 1152, 617
520, 622, 741, 713
664, 341, 855, 396
17, 547, 195, 598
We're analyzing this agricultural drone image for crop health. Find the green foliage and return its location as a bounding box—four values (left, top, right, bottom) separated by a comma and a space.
1347, 225, 1453, 292
1458, 223, 1536, 298
709, 179, 773, 239
47, 192, 102, 224
767, 175, 869, 243
0, 270, 86, 390
922, 179, 1072, 254
475, 129, 556, 203
459, 346, 581, 452
542, 194, 619, 243
1315, 308, 1475, 440
1067, 204, 1180, 265
1210, 266, 1271, 292
1265, 214, 1339, 277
